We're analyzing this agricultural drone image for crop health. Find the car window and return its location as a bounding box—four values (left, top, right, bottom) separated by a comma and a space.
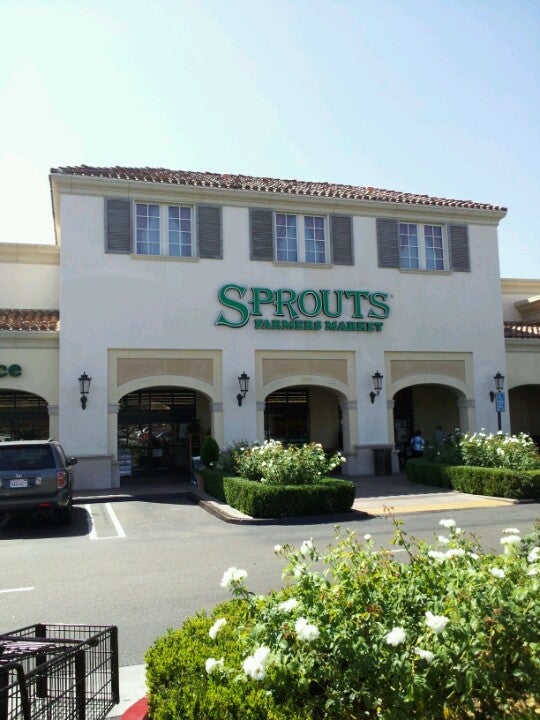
0, 446, 54, 471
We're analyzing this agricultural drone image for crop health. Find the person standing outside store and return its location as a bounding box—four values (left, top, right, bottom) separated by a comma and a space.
410, 430, 425, 457
433, 425, 445, 448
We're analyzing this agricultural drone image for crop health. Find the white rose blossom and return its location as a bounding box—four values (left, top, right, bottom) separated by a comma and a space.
439, 518, 456, 529
295, 617, 320, 642
489, 567, 505, 578
527, 566, 539, 576
414, 647, 435, 663
527, 547, 540, 563
425, 611, 449, 634
437, 535, 451, 545
243, 646, 271, 680
385, 626, 406, 646
208, 618, 227, 639
503, 528, 520, 535
205, 657, 224, 674
278, 598, 299, 613
299, 539, 314, 556
220, 567, 248, 589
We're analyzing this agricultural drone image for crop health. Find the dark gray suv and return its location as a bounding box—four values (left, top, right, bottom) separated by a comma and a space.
0, 440, 77, 524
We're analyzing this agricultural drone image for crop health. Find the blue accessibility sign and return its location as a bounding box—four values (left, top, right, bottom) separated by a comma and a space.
495, 391, 505, 413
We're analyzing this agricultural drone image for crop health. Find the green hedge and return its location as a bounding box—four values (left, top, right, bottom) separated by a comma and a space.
405, 459, 540, 499
202, 469, 355, 518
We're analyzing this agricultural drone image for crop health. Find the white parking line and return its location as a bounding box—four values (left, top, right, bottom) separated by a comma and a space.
105, 503, 126, 538
85, 503, 126, 540
0, 586, 34, 594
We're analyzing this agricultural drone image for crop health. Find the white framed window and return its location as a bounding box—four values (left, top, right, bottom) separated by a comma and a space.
399, 223, 445, 270
135, 203, 193, 256
275, 213, 327, 264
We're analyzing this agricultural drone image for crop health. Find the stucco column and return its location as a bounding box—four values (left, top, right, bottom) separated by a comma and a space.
457, 398, 475, 434
47, 404, 59, 442
256, 401, 266, 443
210, 402, 224, 448
386, 398, 395, 444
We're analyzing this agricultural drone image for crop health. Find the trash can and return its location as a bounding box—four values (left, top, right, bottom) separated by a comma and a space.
372, 448, 392, 476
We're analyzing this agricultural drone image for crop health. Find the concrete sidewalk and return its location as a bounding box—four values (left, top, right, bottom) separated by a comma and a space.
75, 471, 518, 522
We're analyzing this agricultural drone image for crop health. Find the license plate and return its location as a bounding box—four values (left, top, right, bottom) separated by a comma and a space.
10, 479, 28, 488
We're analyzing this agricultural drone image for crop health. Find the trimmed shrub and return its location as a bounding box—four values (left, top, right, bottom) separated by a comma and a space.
200, 435, 220, 468
406, 459, 540, 499
234, 440, 345, 485
201, 470, 355, 517
146, 522, 540, 720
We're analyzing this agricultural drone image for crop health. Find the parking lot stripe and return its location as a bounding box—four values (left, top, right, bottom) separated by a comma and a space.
0, 586, 34, 594
85, 503, 126, 540
105, 502, 126, 538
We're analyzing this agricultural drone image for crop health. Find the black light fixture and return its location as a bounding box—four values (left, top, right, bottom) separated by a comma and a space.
78, 372, 92, 410
237, 371, 250, 407
369, 371, 383, 404
489, 371, 505, 402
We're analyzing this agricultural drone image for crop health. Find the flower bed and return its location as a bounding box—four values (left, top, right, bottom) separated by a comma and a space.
145, 520, 540, 719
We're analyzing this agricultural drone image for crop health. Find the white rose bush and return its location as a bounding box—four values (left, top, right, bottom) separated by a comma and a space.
146, 519, 540, 720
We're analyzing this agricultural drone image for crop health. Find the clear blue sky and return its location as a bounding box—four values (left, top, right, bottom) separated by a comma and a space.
1, 0, 539, 278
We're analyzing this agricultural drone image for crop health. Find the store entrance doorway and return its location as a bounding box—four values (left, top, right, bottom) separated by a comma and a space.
0, 390, 49, 440
117, 387, 198, 475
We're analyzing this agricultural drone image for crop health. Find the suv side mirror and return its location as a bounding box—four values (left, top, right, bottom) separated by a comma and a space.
66, 457, 78, 466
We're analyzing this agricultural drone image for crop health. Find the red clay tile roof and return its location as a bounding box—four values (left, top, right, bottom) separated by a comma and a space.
0, 310, 60, 331
50, 165, 506, 212
504, 321, 540, 339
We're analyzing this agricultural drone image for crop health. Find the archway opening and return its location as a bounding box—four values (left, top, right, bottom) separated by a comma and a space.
393, 384, 461, 462
264, 385, 343, 452
0, 390, 49, 440
117, 386, 210, 475
509, 384, 540, 448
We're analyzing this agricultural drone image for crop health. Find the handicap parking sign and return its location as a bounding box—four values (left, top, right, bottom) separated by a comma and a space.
495, 391, 505, 413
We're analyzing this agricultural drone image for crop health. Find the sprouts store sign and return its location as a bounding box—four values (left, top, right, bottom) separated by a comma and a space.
215, 284, 391, 332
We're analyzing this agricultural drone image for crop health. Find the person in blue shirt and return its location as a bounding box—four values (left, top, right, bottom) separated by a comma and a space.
410, 430, 425, 457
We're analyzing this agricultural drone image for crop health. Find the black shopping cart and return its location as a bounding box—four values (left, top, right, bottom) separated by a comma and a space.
0, 624, 119, 720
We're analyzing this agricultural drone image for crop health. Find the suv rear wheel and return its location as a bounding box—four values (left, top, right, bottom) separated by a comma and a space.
56, 496, 73, 525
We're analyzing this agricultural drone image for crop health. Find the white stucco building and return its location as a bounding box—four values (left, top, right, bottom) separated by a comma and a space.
1, 166, 538, 489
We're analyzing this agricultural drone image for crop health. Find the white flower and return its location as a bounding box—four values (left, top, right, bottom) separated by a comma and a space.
385, 626, 406, 646
364, 533, 372, 541
293, 563, 308, 577
243, 646, 271, 680
278, 598, 299, 613
414, 647, 435, 663
209, 618, 227, 639
299, 539, 314, 556
468, 552, 480, 560
445, 548, 466, 559
527, 547, 540, 563
205, 657, 224, 674
273, 544, 283, 553
500, 535, 521, 547
439, 518, 456, 529
220, 566, 248, 589
489, 567, 505, 578
527, 566, 539, 576
295, 617, 320, 642
425, 611, 449, 634
437, 535, 450, 545
428, 550, 446, 561
503, 528, 520, 535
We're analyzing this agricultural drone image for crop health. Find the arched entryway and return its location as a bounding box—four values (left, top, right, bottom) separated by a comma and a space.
117, 386, 211, 475
393, 384, 463, 459
0, 389, 49, 440
264, 385, 343, 452
509, 384, 540, 448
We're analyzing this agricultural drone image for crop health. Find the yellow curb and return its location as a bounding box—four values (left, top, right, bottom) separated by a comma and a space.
357, 498, 513, 515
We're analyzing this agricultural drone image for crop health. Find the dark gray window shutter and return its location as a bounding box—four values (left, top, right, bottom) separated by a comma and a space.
376, 218, 399, 268
330, 215, 353, 265
250, 208, 274, 260
106, 198, 132, 253
449, 224, 470, 272
197, 205, 222, 259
